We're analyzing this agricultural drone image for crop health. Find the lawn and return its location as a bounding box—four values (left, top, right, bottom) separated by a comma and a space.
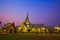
0, 33, 60, 40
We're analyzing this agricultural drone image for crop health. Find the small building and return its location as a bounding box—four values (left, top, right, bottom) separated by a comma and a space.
2, 23, 16, 34
54, 26, 60, 33
30, 25, 49, 33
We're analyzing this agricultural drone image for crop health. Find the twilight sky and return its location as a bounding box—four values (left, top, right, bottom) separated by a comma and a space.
0, 0, 60, 26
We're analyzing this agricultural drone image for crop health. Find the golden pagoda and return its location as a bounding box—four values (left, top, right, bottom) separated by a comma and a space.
18, 12, 32, 32
23, 13, 31, 29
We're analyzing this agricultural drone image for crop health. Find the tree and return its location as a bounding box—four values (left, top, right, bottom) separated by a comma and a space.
0, 21, 1, 24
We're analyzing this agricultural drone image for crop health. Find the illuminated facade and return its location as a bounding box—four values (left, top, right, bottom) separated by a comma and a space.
54, 26, 60, 33
23, 13, 32, 30
17, 13, 49, 33
0, 14, 58, 34
18, 13, 32, 32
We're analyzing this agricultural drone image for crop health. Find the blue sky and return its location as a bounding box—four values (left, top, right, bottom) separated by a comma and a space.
0, 0, 60, 26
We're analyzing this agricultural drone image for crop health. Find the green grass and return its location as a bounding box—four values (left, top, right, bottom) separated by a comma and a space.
0, 33, 60, 40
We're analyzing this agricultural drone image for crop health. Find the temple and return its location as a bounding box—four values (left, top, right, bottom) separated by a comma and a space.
1, 12, 59, 34
18, 12, 32, 32
1, 23, 16, 34
23, 13, 31, 30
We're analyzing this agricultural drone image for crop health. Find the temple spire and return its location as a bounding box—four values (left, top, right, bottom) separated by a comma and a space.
26, 11, 29, 19
24, 11, 31, 26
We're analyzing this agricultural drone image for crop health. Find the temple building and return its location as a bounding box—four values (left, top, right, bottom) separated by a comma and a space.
23, 13, 32, 30
2, 23, 16, 34
54, 26, 60, 33
30, 24, 49, 33
18, 13, 32, 32
17, 13, 49, 33
0, 13, 59, 34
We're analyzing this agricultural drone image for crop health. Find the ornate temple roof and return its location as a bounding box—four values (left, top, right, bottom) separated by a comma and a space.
24, 13, 30, 23
3, 23, 15, 29
24, 12, 31, 26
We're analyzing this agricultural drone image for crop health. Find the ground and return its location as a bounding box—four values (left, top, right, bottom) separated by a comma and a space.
0, 33, 60, 40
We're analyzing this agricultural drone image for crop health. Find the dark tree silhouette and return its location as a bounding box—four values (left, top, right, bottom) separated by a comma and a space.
0, 21, 1, 24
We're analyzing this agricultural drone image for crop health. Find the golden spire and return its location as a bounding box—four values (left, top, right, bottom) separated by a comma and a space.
25, 11, 30, 23
26, 11, 29, 20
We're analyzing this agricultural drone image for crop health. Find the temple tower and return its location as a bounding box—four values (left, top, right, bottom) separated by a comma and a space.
23, 12, 31, 30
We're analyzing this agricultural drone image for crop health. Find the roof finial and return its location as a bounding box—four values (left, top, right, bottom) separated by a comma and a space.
27, 11, 29, 18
